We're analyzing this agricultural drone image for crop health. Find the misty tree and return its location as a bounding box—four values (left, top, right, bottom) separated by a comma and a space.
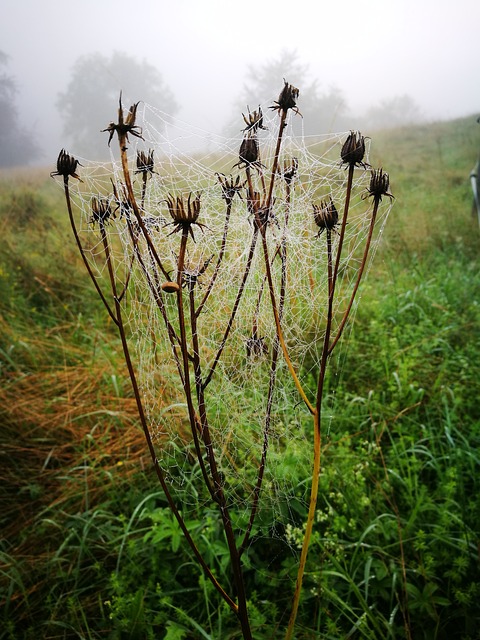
229, 50, 349, 136
57, 51, 179, 157
362, 94, 424, 130
0, 51, 41, 167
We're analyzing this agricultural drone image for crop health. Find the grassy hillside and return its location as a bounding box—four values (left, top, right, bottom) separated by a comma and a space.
1, 115, 479, 639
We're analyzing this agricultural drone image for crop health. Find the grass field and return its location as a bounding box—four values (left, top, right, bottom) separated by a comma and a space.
1, 114, 479, 639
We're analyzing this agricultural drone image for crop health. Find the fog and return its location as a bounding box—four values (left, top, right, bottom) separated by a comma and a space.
2, 0, 479, 163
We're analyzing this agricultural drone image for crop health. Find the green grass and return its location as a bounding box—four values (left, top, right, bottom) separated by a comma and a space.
1, 115, 480, 639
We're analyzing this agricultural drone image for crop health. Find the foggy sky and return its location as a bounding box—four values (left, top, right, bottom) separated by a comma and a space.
2, 0, 479, 163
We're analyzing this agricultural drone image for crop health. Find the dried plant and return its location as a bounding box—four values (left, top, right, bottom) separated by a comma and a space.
54, 84, 392, 639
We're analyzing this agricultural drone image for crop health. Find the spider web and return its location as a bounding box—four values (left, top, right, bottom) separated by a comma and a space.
62, 96, 392, 554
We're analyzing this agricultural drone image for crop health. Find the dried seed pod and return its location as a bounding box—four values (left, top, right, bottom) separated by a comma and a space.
313, 198, 339, 236
271, 79, 300, 115
102, 94, 144, 146
341, 131, 367, 168
163, 193, 206, 241
51, 149, 83, 181
367, 168, 394, 202
135, 149, 156, 176
165, 193, 201, 225
238, 137, 259, 166
90, 196, 116, 228
216, 173, 245, 204
242, 106, 266, 134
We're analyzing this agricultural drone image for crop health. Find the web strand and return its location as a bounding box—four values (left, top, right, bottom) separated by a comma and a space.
63, 99, 392, 540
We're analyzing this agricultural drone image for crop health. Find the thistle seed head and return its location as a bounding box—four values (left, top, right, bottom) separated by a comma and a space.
271, 79, 300, 115
313, 198, 339, 236
216, 173, 245, 204
242, 106, 267, 134
90, 196, 117, 228
238, 136, 259, 166
135, 149, 156, 176
164, 193, 206, 241
51, 149, 83, 182
102, 94, 144, 146
367, 168, 394, 202
341, 131, 367, 168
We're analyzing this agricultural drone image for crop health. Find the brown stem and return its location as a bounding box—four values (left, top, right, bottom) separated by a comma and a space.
63, 177, 117, 325
187, 259, 253, 640
203, 227, 259, 389
328, 197, 380, 355
126, 224, 184, 384
117, 133, 170, 281
140, 172, 148, 210
97, 220, 236, 612
240, 178, 292, 555
196, 198, 233, 317
112, 135, 243, 618
331, 163, 355, 293
266, 110, 288, 210
259, 228, 314, 414
175, 229, 216, 499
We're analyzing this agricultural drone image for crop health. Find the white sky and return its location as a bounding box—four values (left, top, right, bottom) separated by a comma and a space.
2, 0, 479, 161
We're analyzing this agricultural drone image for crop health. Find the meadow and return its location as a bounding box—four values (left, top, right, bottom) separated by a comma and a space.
1, 114, 479, 639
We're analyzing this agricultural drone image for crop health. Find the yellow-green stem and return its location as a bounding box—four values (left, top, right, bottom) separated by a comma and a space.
285, 228, 335, 639
285, 407, 321, 640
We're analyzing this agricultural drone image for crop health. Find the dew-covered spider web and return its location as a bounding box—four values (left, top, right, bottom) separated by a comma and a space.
61, 95, 392, 554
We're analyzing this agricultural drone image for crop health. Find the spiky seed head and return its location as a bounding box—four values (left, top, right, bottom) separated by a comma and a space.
271, 80, 300, 113
135, 149, 155, 175
164, 193, 206, 241
90, 196, 116, 228
216, 173, 245, 204
367, 168, 393, 201
313, 198, 339, 235
242, 106, 266, 133
165, 193, 201, 225
238, 137, 259, 166
341, 131, 367, 167
51, 149, 83, 181
102, 94, 143, 146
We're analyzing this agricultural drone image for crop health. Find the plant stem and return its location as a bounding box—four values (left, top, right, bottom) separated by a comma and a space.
63, 177, 117, 324
241, 177, 292, 555
285, 229, 334, 639
285, 163, 357, 638
332, 163, 355, 287
96, 220, 236, 612
259, 228, 314, 415
328, 196, 380, 355
114, 135, 245, 618
196, 197, 233, 317
175, 229, 216, 498
117, 134, 170, 281
203, 227, 259, 389
174, 230, 252, 638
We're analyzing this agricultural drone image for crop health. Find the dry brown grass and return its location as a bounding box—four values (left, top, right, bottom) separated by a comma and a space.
0, 359, 148, 542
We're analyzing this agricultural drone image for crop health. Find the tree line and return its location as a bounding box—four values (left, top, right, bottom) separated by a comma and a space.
0, 48, 422, 167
